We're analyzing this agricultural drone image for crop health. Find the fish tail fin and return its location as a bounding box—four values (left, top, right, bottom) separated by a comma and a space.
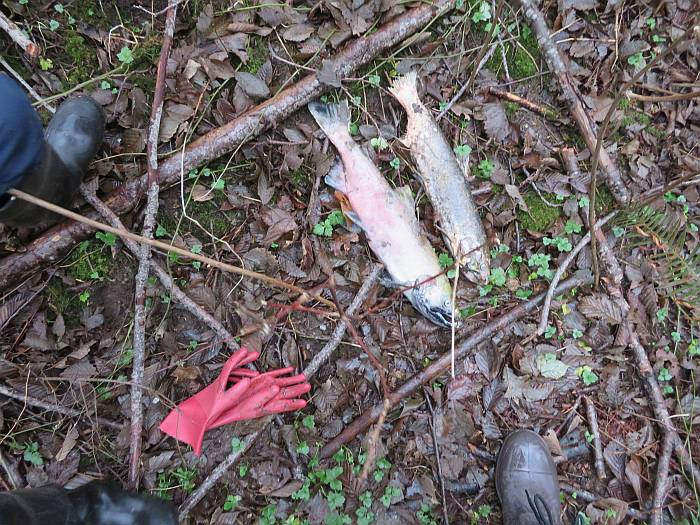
308, 100, 351, 137
389, 71, 420, 108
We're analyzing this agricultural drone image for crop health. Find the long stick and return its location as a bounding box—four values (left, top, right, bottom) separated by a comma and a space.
319, 272, 592, 458
128, 1, 177, 490
178, 265, 382, 520
0, 0, 454, 292
7, 188, 335, 308
0, 11, 40, 60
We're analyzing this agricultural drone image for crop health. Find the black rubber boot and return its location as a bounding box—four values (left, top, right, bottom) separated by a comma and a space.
495, 430, 563, 525
68, 481, 177, 525
0, 481, 176, 525
0, 485, 79, 525
0, 95, 105, 227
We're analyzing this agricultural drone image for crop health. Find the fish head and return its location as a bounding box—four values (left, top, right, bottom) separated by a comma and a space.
408, 275, 456, 328
462, 247, 490, 285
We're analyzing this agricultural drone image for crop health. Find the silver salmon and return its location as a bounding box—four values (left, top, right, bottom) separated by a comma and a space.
390, 71, 489, 284
308, 100, 455, 327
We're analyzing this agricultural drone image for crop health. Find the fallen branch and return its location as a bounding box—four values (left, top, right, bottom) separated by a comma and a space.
319, 272, 593, 458
650, 431, 674, 525
8, 188, 335, 308
0, 383, 121, 430
0, 11, 40, 60
128, 1, 177, 490
512, 0, 629, 204
583, 395, 606, 482
0, 0, 454, 292
178, 265, 382, 520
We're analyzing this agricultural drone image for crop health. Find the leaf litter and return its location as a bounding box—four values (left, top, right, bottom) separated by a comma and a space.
0, 0, 698, 523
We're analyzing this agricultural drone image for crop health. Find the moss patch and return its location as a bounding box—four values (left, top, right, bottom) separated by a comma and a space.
64, 31, 96, 87
484, 24, 539, 80
246, 35, 268, 74
517, 191, 562, 232
67, 240, 114, 282
46, 280, 81, 323
594, 185, 616, 215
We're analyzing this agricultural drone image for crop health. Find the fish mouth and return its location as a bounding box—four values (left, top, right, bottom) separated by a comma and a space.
424, 304, 454, 328
410, 295, 454, 328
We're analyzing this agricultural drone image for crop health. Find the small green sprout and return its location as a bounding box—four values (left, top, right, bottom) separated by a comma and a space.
454, 144, 472, 157
313, 210, 344, 237
117, 46, 134, 64
223, 494, 241, 511
576, 365, 598, 385
489, 267, 506, 286
476, 159, 495, 179
23, 442, 44, 466
370, 136, 389, 151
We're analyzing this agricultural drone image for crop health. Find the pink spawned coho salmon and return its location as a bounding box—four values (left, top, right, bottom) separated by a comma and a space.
308, 100, 454, 327
390, 71, 489, 284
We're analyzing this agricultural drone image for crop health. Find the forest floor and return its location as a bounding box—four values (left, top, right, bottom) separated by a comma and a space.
0, 0, 699, 523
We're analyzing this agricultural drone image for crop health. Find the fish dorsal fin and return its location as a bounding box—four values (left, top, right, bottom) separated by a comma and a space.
324, 160, 347, 193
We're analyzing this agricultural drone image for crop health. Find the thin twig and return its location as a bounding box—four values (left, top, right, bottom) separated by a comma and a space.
486, 85, 556, 119
650, 431, 674, 525
0, 383, 121, 430
595, 229, 700, 488
424, 390, 450, 525
319, 273, 593, 458
0, 11, 40, 59
512, 0, 629, 204
178, 267, 382, 520
626, 89, 700, 102
559, 482, 648, 521
537, 212, 615, 335
128, 2, 177, 490
178, 428, 262, 520
583, 396, 606, 482
437, 0, 505, 121
8, 188, 335, 308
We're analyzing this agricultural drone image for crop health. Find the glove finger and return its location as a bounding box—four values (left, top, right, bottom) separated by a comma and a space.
228, 368, 259, 380
210, 385, 280, 427
218, 376, 251, 406
271, 374, 307, 387
262, 398, 308, 415
257, 367, 296, 379
276, 383, 311, 399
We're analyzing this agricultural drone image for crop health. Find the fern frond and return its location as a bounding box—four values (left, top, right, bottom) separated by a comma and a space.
616, 204, 700, 318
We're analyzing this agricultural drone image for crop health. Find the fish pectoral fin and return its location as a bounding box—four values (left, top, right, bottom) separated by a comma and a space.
324, 160, 347, 193
378, 271, 402, 289
344, 210, 365, 231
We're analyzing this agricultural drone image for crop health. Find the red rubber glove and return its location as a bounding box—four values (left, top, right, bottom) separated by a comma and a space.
159, 348, 310, 455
